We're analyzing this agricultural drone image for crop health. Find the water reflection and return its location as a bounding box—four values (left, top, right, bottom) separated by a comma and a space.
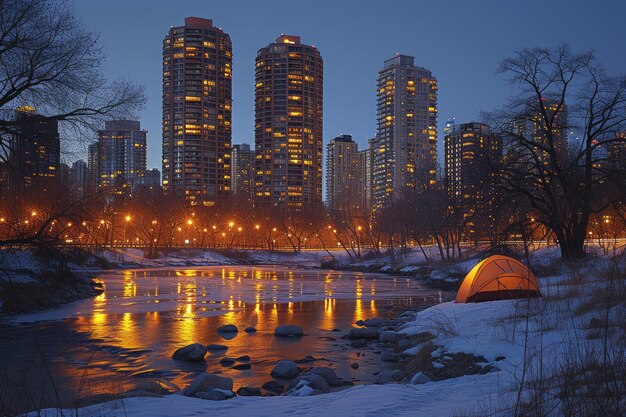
1, 266, 446, 414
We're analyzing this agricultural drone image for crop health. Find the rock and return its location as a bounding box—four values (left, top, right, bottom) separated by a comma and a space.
237, 386, 262, 396
410, 372, 431, 385
233, 363, 251, 370
363, 318, 384, 327
274, 325, 304, 338
134, 380, 176, 395
271, 360, 299, 379
294, 355, 318, 364
381, 351, 402, 362
219, 357, 235, 367
244, 326, 257, 333
172, 343, 207, 362
379, 331, 399, 343
183, 373, 233, 397
350, 362, 359, 369
355, 319, 365, 326
195, 388, 235, 401
307, 367, 341, 386
347, 327, 379, 339
285, 373, 330, 395
375, 369, 403, 384
206, 344, 228, 351
235, 355, 250, 362
261, 380, 284, 394
217, 324, 238, 333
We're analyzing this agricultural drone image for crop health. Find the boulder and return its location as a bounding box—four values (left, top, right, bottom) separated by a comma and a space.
183, 373, 233, 397
410, 372, 431, 385
271, 360, 299, 379
274, 325, 304, 338
195, 388, 235, 401
381, 351, 402, 362
379, 331, 399, 343
363, 318, 385, 327
374, 369, 403, 384
285, 373, 330, 396
206, 344, 228, 351
245, 326, 257, 333
172, 343, 207, 362
217, 324, 238, 333
347, 327, 379, 339
237, 386, 262, 396
261, 380, 284, 394
307, 367, 341, 387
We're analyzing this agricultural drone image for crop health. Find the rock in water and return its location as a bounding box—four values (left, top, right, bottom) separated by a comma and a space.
270, 360, 299, 379
307, 367, 341, 386
183, 373, 233, 397
245, 326, 257, 333
381, 351, 402, 362
261, 380, 284, 394
195, 388, 235, 401
274, 325, 304, 338
233, 363, 251, 370
284, 374, 330, 396
375, 370, 403, 384
172, 343, 207, 362
219, 357, 235, 367
237, 386, 262, 396
350, 362, 359, 369
206, 344, 228, 351
217, 324, 238, 333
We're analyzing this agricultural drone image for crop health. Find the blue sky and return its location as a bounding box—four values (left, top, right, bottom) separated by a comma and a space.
72, 0, 626, 169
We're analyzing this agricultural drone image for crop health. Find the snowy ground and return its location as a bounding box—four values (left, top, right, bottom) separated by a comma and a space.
29, 251, 626, 417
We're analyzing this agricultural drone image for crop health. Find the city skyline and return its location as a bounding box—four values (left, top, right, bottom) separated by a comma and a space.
69, 0, 626, 171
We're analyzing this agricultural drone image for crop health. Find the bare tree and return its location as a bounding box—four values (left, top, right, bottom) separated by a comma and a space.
0, 0, 145, 169
488, 45, 626, 260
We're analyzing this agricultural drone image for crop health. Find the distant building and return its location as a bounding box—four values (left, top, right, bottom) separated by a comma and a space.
254, 34, 323, 209
231, 143, 255, 202
359, 141, 375, 213
325, 135, 363, 212
607, 132, 626, 172
7, 106, 60, 192
97, 120, 147, 192
87, 142, 100, 193
138, 168, 161, 192
370, 55, 438, 212
70, 160, 88, 198
512, 98, 568, 165
162, 17, 233, 204
444, 122, 502, 238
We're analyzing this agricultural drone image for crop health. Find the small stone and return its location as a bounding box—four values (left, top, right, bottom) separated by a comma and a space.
219, 357, 235, 367
307, 367, 341, 386
410, 372, 431, 385
233, 363, 251, 370
235, 355, 250, 362
347, 327, 379, 339
195, 388, 234, 401
183, 373, 233, 397
217, 324, 238, 333
206, 344, 228, 351
172, 343, 207, 362
245, 326, 257, 333
381, 351, 402, 362
270, 360, 299, 379
379, 331, 399, 343
261, 380, 284, 394
237, 386, 262, 396
350, 362, 359, 369
274, 325, 304, 338
375, 369, 403, 384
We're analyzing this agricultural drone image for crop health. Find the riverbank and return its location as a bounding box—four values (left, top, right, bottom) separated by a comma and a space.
26, 251, 626, 416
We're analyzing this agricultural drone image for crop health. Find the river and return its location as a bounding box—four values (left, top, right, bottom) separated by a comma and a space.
0, 266, 445, 414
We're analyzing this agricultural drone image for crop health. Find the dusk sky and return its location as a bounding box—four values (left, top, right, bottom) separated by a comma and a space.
72, 0, 626, 169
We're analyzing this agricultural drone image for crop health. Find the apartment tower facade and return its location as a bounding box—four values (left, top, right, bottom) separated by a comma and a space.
254, 35, 323, 209
370, 54, 437, 211
162, 17, 233, 204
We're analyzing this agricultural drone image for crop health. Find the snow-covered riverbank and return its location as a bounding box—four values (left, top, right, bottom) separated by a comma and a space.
25, 251, 626, 417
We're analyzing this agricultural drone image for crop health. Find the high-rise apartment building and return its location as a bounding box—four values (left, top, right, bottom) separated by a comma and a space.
87, 142, 99, 193
325, 134, 363, 211
96, 120, 147, 190
7, 106, 60, 191
444, 122, 502, 237
70, 160, 88, 198
254, 34, 323, 209
231, 143, 255, 202
370, 54, 437, 211
162, 17, 233, 204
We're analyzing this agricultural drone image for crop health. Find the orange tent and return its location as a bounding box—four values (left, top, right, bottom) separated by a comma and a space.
455, 255, 541, 303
